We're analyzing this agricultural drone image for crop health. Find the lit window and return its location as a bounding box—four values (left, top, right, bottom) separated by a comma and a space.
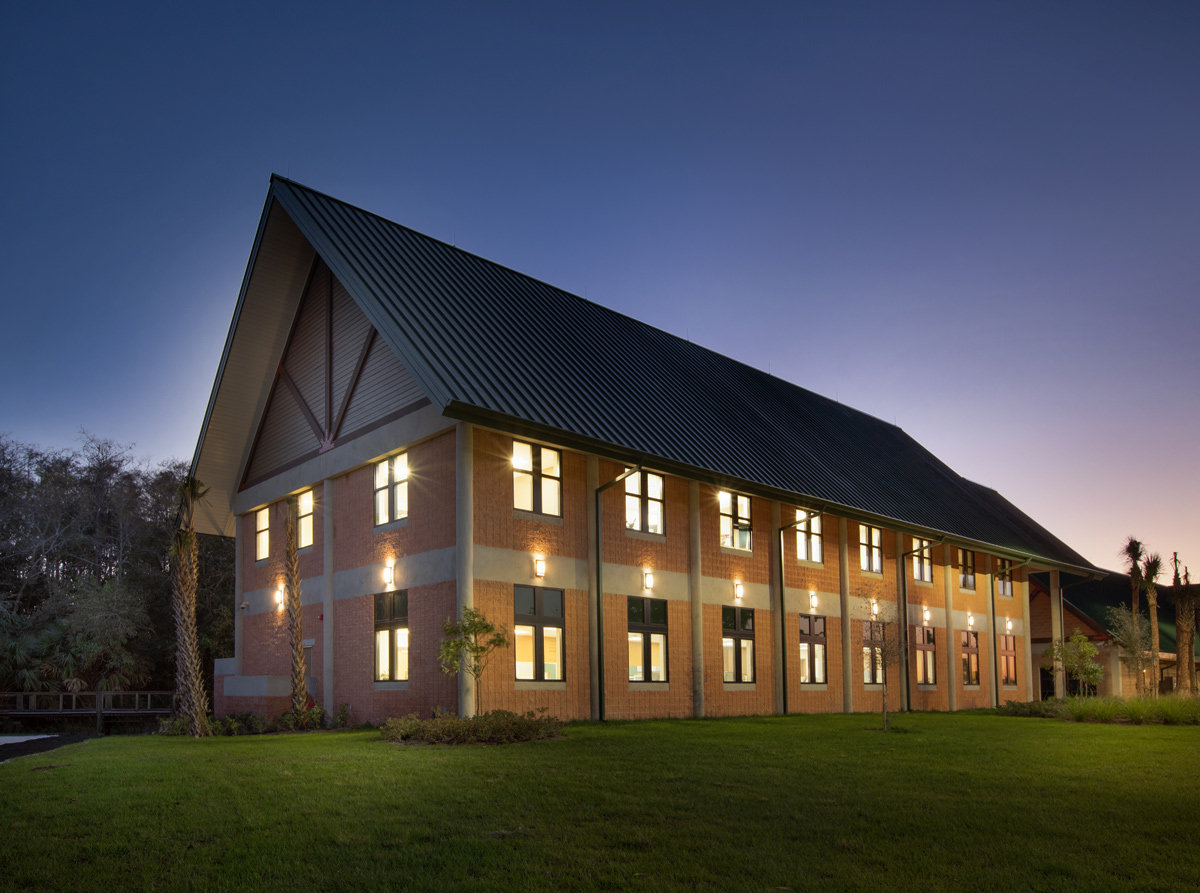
796, 510, 822, 563
374, 590, 408, 682
996, 558, 1013, 597
721, 606, 755, 683
913, 537, 932, 583
625, 470, 665, 535
915, 626, 936, 685
859, 525, 883, 573
863, 620, 885, 684
514, 585, 564, 681
719, 491, 752, 550
628, 596, 668, 682
374, 453, 408, 526
513, 441, 561, 516
959, 549, 976, 590
797, 613, 827, 684
961, 630, 980, 685
999, 634, 1017, 685
297, 490, 314, 549
255, 507, 269, 561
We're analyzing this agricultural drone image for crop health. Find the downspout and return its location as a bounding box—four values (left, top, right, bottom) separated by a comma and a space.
777, 508, 824, 716
594, 464, 641, 722
991, 557, 1033, 707
900, 535, 944, 712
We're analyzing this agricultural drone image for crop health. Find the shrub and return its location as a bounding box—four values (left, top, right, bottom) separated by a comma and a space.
380, 708, 561, 745
279, 704, 326, 731
1156, 695, 1200, 725
333, 703, 352, 729
1063, 696, 1122, 723
1120, 697, 1157, 725
998, 698, 1066, 719
157, 716, 187, 736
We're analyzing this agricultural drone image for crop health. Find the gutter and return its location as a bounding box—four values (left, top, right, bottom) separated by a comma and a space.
594, 464, 641, 721
776, 508, 826, 715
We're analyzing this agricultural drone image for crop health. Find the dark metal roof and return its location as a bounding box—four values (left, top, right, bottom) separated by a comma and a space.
264, 175, 1096, 573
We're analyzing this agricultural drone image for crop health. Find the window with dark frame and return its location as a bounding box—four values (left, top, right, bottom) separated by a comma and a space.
374, 590, 409, 682
999, 634, 1017, 685
627, 596, 668, 682
797, 613, 827, 684
961, 630, 980, 685
862, 620, 884, 684
513, 585, 564, 682
913, 537, 933, 582
719, 491, 752, 550
996, 558, 1014, 597
625, 470, 664, 534
513, 441, 561, 516
255, 507, 269, 561
297, 490, 314, 549
959, 548, 976, 590
722, 606, 755, 683
915, 626, 936, 685
860, 524, 883, 573
796, 509, 823, 563
374, 453, 408, 526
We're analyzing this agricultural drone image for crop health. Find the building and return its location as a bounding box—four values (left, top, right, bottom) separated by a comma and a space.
193, 176, 1100, 724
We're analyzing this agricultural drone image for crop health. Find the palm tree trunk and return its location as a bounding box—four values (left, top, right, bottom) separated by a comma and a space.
285, 510, 305, 717
1130, 579, 1142, 696
172, 527, 211, 737
1147, 594, 1160, 697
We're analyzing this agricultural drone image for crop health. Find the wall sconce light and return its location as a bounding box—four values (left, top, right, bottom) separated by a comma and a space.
923, 607, 931, 624
734, 582, 744, 600
871, 599, 880, 617
1006, 619, 1013, 633
809, 591, 818, 610
968, 613, 975, 628
275, 588, 284, 610
535, 558, 546, 578
644, 571, 654, 590
241, 601, 249, 611
382, 565, 393, 586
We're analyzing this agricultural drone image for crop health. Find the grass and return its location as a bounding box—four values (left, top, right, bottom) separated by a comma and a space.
2, 712, 1197, 892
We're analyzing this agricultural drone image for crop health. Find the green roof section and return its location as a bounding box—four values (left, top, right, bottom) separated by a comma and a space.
1044, 571, 1198, 656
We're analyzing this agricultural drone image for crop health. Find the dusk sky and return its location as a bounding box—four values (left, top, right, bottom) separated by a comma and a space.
2, 2, 1196, 573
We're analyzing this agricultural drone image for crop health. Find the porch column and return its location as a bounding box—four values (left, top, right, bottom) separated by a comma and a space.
1049, 570, 1065, 697
1021, 573, 1034, 701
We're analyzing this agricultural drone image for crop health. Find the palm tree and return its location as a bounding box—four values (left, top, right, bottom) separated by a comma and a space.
171, 477, 211, 737
1120, 537, 1145, 693
1172, 557, 1194, 695
1141, 553, 1163, 698
284, 502, 305, 717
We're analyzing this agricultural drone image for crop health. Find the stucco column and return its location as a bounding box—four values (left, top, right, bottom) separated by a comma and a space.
586, 456, 600, 720
455, 422, 475, 717
838, 518, 853, 713
234, 513, 244, 676
1022, 574, 1034, 701
944, 558, 956, 712
984, 555, 998, 708
689, 481, 704, 718
322, 477, 335, 715
894, 531, 909, 711
1110, 648, 1123, 697
1049, 570, 1064, 698
770, 501, 784, 715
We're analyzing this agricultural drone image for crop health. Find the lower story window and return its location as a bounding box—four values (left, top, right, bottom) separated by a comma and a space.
628, 596, 668, 682
798, 613, 826, 684
514, 585, 564, 681
863, 620, 884, 684
722, 606, 755, 683
999, 634, 1017, 685
374, 590, 408, 682
915, 626, 936, 685
961, 630, 980, 685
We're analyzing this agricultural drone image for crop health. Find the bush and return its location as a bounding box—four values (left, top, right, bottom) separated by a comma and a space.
156, 716, 187, 736
998, 698, 1066, 719
279, 704, 327, 731
332, 703, 352, 729
1120, 697, 1156, 725
380, 708, 561, 745
1063, 696, 1122, 723
1155, 695, 1200, 725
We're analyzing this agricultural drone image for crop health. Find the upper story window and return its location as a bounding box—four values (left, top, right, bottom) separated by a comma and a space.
297, 490, 314, 549
961, 630, 980, 685
859, 524, 883, 573
255, 507, 269, 561
915, 626, 936, 685
374, 453, 408, 526
514, 585, 564, 682
625, 470, 664, 534
796, 509, 822, 563
912, 537, 932, 583
627, 596, 668, 682
996, 558, 1013, 597
959, 549, 976, 590
721, 606, 755, 683
719, 491, 752, 551
513, 441, 561, 516
374, 590, 408, 682
797, 613, 826, 684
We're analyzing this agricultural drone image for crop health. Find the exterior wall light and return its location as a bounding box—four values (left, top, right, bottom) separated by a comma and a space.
382, 565, 393, 586
871, 599, 879, 617
734, 582, 744, 600
275, 588, 284, 610
535, 558, 546, 578
1006, 619, 1013, 633
968, 613, 975, 628
809, 591, 818, 610
644, 571, 654, 590
923, 607, 931, 624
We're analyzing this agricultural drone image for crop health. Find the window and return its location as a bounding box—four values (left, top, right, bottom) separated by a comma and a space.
514, 586, 564, 681
860, 525, 883, 573
797, 613, 827, 684
719, 491, 752, 550
374, 453, 408, 526
255, 507, 269, 561
513, 441, 561, 516
374, 590, 409, 682
915, 626, 936, 685
959, 549, 976, 590
628, 597, 668, 682
862, 620, 884, 684
297, 490, 314, 549
721, 606, 755, 683
961, 630, 980, 685
996, 558, 1013, 597
796, 509, 822, 563
912, 537, 932, 583
999, 634, 1017, 685
625, 470, 664, 534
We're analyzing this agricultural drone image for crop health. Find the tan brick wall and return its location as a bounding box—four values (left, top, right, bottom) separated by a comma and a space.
597, 459, 689, 576
604, 594, 694, 719
703, 602, 777, 717
785, 614, 844, 714
243, 495, 323, 595
699, 486, 771, 586
782, 512, 841, 598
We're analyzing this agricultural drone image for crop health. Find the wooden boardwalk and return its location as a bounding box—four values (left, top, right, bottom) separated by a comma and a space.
0, 692, 175, 733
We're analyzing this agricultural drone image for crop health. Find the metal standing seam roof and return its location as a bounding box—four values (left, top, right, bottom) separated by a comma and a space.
205, 175, 1097, 573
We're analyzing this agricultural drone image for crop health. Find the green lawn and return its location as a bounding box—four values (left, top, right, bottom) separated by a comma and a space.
2, 712, 1196, 892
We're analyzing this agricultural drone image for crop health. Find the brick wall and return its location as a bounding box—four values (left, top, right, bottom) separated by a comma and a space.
604, 593, 694, 719
702, 602, 776, 717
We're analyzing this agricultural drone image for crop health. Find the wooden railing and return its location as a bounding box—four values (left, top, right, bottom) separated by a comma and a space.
0, 691, 176, 732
